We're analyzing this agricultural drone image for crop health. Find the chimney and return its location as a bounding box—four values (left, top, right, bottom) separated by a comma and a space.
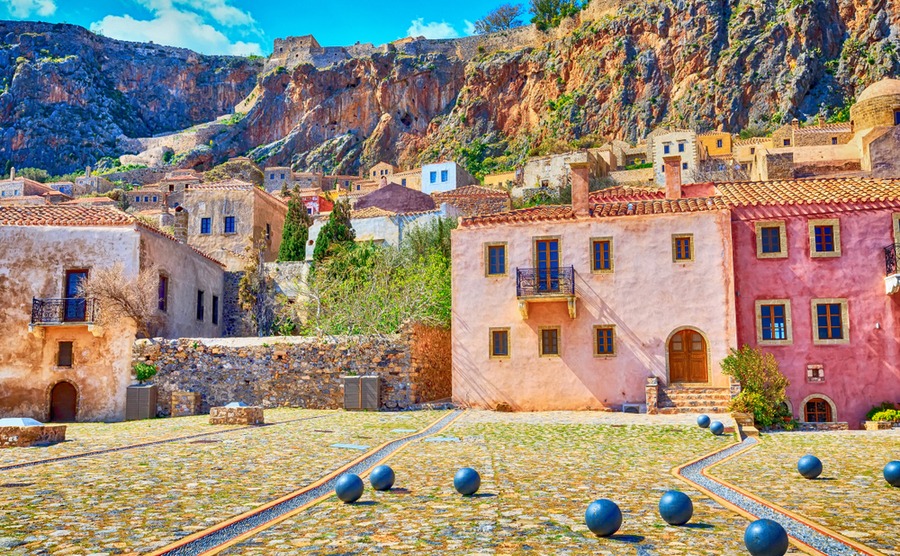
9, 167, 14, 181
85, 165, 92, 177
663, 156, 682, 200
173, 207, 188, 243
791, 118, 799, 130
569, 161, 590, 217
380, 176, 388, 187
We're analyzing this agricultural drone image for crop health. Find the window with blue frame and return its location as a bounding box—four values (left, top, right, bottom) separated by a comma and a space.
200, 218, 211, 234
224, 216, 236, 234
663, 144, 670, 154
440, 170, 448, 182
429, 171, 437, 183
678, 143, 685, 153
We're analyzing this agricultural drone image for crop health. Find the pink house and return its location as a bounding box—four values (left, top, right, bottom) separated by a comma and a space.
451, 164, 739, 411
726, 178, 900, 428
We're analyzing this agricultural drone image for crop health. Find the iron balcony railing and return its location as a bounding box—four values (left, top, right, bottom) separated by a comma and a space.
31, 298, 99, 325
885, 244, 900, 276
516, 266, 575, 297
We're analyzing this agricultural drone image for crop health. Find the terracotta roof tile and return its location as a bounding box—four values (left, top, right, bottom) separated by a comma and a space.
192, 179, 255, 190
715, 177, 900, 206
351, 206, 396, 219
433, 185, 510, 199
63, 197, 118, 205
0, 205, 134, 226
733, 137, 772, 146
589, 185, 665, 202
794, 122, 852, 135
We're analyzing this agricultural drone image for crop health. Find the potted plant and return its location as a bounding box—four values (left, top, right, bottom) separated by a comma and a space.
865, 408, 900, 431
126, 362, 159, 420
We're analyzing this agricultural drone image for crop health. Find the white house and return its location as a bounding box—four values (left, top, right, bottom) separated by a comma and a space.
420, 162, 477, 195
649, 130, 700, 186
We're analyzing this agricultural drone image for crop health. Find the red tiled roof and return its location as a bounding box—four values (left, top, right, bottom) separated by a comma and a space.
794, 123, 852, 135
63, 196, 118, 205
433, 185, 510, 199
462, 205, 576, 226
0, 205, 134, 226
192, 179, 255, 190
733, 137, 772, 146
589, 185, 665, 202
715, 177, 900, 206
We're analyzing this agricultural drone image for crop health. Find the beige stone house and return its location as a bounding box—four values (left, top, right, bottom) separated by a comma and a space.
0, 205, 225, 422
178, 180, 288, 270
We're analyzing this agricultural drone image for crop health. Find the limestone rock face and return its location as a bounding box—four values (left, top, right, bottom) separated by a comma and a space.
0, 21, 260, 174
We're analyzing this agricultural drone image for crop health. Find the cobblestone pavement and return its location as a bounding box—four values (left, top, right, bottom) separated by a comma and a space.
0, 409, 445, 555
713, 429, 900, 556
221, 410, 772, 556
0, 409, 331, 467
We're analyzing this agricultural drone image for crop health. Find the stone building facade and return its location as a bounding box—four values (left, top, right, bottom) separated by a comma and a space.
0, 205, 225, 422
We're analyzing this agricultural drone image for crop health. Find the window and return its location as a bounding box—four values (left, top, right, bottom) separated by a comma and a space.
593, 326, 616, 356
750, 147, 756, 155
783, 139, 791, 146
57, 341, 73, 367
663, 144, 670, 154
895, 111, 900, 125
158, 274, 168, 312
591, 238, 613, 273
804, 398, 832, 422
490, 328, 510, 358
678, 142, 685, 153
152, 196, 158, 203
224, 216, 236, 234
269, 173, 275, 180
212, 295, 219, 325
200, 218, 211, 235
440, 170, 448, 182
682, 162, 688, 170
831, 137, 838, 145
812, 299, 848, 344
755, 300, 792, 344
716, 139, 723, 148
401, 178, 407, 187
143, 196, 149, 203
755, 221, 787, 258
809, 219, 840, 257
196, 290, 205, 321
429, 171, 437, 183
485, 243, 507, 276
266, 223, 271, 241
281, 173, 285, 179
307, 208, 313, 215
539, 327, 560, 357
672, 234, 693, 262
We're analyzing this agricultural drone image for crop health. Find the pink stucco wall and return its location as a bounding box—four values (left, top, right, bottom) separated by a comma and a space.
452, 210, 738, 411
732, 204, 900, 428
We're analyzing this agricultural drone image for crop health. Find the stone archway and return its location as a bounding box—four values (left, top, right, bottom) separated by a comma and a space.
799, 394, 837, 423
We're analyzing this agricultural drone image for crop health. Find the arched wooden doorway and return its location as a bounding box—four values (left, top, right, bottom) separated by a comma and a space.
49, 382, 77, 422
668, 329, 708, 383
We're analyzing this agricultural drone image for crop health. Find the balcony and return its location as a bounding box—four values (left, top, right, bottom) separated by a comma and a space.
515, 266, 577, 319
30, 298, 101, 336
885, 244, 900, 295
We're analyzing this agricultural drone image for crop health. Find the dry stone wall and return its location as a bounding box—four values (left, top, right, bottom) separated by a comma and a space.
133, 325, 451, 415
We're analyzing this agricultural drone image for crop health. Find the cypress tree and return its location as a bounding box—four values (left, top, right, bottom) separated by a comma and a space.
313, 199, 355, 262
277, 194, 312, 262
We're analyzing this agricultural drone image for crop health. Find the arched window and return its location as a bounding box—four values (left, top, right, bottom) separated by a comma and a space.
804, 398, 832, 423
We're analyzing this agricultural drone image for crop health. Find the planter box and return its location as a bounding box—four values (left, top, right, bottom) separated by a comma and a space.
863, 420, 895, 431
125, 384, 158, 421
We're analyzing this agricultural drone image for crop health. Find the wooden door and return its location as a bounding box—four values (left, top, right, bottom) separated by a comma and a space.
668, 330, 708, 383
535, 239, 560, 292
50, 382, 77, 422
64, 270, 88, 322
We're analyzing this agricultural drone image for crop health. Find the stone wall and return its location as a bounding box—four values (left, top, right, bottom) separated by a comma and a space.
133, 325, 451, 415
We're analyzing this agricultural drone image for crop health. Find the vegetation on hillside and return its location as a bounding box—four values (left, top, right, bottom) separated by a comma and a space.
278, 193, 313, 262
473, 4, 525, 34
313, 199, 355, 262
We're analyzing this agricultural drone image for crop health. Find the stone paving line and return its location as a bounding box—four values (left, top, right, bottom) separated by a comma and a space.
712, 430, 900, 556
678, 437, 881, 556
220, 411, 764, 555
0, 409, 446, 555
156, 410, 464, 556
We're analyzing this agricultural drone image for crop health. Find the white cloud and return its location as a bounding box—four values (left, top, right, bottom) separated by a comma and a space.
90, 7, 263, 56
463, 20, 476, 36
3, 0, 56, 18
407, 18, 459, 40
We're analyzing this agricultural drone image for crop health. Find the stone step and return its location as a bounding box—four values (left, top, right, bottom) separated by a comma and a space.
659, 398, 732, 407
658, 406, 731, 414
660, 393, 732, 401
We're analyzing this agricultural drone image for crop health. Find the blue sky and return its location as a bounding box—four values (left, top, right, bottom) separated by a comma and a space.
0, 0, 517, 56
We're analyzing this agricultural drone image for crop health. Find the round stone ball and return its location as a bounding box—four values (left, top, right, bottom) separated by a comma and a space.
744, 518, 789, 556
369, 465, 395, 491
709, 421, 725, 436
585, 499, 623, 537
797, 455, 823, 479
335, 473, 364, 503
883, 461, 900, 487
658, 490, 693, 526
697, 414, 711, 428
453, 467, 481, 496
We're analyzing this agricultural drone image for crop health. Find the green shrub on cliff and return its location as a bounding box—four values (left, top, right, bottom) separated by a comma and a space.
313, 199, 355, 262
530, 0, 585, 31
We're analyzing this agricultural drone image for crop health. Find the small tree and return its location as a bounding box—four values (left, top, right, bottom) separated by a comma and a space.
78, 263, 161, 338
313, 199, 355, 262
529, 0, 584, 30
474, 4, 525, 34
278, 193, 312, 262
133, 362, 158, 384
721, 346, 789, 428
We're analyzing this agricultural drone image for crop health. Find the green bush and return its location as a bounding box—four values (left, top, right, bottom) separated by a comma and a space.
721, 346, 789, 428
865, 401, 896, 420
870, 409, 900, 422
134, 362, 158, 384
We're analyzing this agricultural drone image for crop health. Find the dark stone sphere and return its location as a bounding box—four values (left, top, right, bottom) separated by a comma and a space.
453, 467, 481, 496
797, 455, 823, 479
744, 519, 789, 556
884, 460, 900, 487
369, 465, 395, 491
709, 421, 725, 436
335, 473, 364, 503
658, 490, 693, 525
585, 499, 622, 537
697, 414, 711, 428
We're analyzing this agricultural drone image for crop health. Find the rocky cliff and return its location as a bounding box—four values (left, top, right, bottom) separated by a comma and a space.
0, 21, 261, 174
2, 0, 899, 177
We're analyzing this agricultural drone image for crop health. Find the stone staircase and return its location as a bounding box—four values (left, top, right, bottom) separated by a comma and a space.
657, 386, 732, 414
